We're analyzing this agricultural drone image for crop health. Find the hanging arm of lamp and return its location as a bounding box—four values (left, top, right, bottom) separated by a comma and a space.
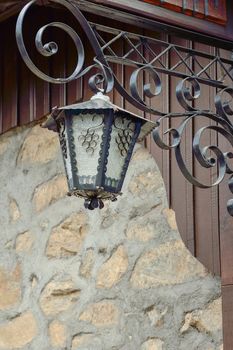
15, 0, 233, 214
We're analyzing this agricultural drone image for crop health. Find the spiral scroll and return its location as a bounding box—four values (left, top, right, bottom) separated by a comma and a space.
16, 0, 233, 215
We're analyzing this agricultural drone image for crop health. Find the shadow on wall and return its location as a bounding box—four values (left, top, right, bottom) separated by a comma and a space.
0, 122, 223, 350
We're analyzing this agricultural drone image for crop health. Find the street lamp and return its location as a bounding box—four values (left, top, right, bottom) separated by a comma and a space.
42, 93, 155, 210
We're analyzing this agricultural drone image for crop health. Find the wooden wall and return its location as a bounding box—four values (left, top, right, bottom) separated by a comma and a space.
1, 7, 233, 347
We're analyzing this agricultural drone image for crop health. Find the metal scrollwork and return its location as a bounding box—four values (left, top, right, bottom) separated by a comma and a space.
16, 0, 86, 83
153, 111, 233, 190
176, 77, 201, 111
215, 87, 233, 124
16, 0, 233, 215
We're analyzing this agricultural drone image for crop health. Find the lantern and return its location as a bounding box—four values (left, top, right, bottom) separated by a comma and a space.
42, 93, 156, 210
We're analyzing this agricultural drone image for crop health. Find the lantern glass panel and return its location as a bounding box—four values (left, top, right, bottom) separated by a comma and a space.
72, 112, 104, 187
105, 114, 136, 188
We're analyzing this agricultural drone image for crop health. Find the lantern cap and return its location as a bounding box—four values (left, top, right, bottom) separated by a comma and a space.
42, 93, 156, 141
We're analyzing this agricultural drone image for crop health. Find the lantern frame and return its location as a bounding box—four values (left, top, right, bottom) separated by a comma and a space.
42, 93, 156, 208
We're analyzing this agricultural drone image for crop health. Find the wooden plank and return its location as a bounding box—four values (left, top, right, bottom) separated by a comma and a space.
123, 23, 144, 117
183, 0, 194, 16
217, 48, 233, 284
66, 11, 83, 105
205, 0, 227, 25
160, 0, 182, 13
193, 42, 220, 274
146, 31, 171, 204
50, 11, 67, 109
193, 0, 205, 18
168, 36, 193, 250
17, 8, 37, 125
33, 8, 50, 120
2, 17, 18, 132
144, 28, 163, 174
222, 285, 233, 350
142, 0, 160, 5
85, 0, 233, 45
219, 178, 233, 285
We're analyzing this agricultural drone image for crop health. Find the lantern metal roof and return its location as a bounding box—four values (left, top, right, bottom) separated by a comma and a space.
43, 93, 156, 141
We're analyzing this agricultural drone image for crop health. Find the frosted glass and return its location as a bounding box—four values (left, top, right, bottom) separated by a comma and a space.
106, 115, 136, 183
72, 113, 104, 184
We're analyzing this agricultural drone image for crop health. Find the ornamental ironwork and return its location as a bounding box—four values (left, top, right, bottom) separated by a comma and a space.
16, 0, 233, 215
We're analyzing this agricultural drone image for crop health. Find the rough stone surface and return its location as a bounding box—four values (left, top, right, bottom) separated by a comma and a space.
79, 249, 94, 279
96, 245, 128, 288
79, 301, 119, 327
126, 221, 156, 241
33, 174, 68, 212
15, 231, 34, 253
9, 198, 20, 222
163, 208, 178, 230
180, 298, 222, 334
0, 124, 222, 349
0, 139, 9, 156
146, 305, 168, 327
17, 124, 59, 164
141, 338, 164, 350
46, 212, 89, 258
0, 312, 37, 349
49, 320, 66, 347
0, 263, 21, 310
71, 333, 93, 349
40, 279, 80, 316
131, 240, 207, 288
128, 170, 163, 197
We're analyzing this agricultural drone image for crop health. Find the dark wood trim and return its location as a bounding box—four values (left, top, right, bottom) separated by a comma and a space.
83, 0, 233, 47
1, 1, 233, 50
0, 1, 27, 23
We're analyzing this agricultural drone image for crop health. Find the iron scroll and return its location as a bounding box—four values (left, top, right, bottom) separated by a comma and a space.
15, 0, 233, 215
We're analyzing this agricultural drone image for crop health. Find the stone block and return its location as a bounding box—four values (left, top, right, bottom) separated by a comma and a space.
128, 170, 163, 197
79, 301, 119, 327
72, 333, 93, 349
0, 139, 9, 156
180, 298, 222, 334
146, 305, 168, 327
141, 338, 164, 350
15, 231, 34, 253
0, 312, 37, 349
49, 320, 66, 347
96, 245, 128, 289
163, 208, 178, 231
0, 263, 21, 310
46, 212, 89, 258
33, 174, 68, 212
126, 222, 156, 241
79, 249, 94, 279
17, 124, 59, 164
131, 240, 207, 288
9, 198, 20, 222
40, 278, 80, 316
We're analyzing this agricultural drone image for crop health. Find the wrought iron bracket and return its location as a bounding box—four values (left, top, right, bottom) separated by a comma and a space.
16, 0, 233, 215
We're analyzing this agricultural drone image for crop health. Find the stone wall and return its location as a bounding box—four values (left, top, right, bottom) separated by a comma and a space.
0, 122, 223, 350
